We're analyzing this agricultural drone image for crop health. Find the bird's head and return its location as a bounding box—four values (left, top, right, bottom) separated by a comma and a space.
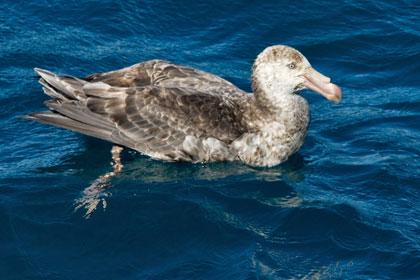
252, 45, 342, 104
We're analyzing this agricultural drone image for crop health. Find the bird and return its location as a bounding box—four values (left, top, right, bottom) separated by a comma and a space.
22, 45, 342, 167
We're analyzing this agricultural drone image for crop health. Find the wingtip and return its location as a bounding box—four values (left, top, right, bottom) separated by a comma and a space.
34, 68, 55, 77
34, 68, 57, 88
18, 114, 35, 120
34, 67, 43, 74
18, 111, 57, 121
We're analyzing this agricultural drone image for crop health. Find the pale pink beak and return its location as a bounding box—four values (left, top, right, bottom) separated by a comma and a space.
303, 67, 342, 103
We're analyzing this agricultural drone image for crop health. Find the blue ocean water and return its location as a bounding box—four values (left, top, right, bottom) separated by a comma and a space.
1, 0, 420, 279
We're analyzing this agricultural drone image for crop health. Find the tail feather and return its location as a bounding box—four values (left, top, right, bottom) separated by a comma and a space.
22, 68, 138, 150
20, 111, 113, 142
44, 100, 113, 131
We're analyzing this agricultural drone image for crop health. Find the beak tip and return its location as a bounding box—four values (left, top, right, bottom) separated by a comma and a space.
303, 67, 342, 104
330, 84, 342, 103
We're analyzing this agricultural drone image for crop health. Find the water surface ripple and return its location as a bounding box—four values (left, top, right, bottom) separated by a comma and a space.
1, 1, 419, 279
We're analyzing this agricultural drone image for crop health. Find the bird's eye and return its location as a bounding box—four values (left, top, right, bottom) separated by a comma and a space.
288, 63, 295, 69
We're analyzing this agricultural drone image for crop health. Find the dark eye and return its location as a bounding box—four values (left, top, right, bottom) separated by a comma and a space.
288, 63, 295, 69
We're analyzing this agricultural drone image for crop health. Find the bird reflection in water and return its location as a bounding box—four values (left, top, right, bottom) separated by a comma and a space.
73, 145, 307, 218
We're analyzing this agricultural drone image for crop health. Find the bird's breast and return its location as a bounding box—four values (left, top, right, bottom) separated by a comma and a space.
231, 96, 310, 167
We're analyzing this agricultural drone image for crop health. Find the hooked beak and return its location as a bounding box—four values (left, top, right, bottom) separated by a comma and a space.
303, 67, 342, 103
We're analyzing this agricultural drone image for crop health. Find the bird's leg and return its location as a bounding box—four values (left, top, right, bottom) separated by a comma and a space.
98, 145, 124, 182
74, 145, 124, 219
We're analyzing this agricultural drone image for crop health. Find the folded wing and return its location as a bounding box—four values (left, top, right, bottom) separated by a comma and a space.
22, 68, 247, 161
83, 60, 245, 96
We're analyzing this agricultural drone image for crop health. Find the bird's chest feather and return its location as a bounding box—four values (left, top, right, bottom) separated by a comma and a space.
232, 101, 310, 167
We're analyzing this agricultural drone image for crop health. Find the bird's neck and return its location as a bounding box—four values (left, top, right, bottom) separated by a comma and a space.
237, 68, 309, 132
250, 68, 295, 116
234, 73, 311, 167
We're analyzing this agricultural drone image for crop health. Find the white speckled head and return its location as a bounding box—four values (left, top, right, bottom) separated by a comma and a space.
252, 45, 342, 107
253, 45, 310, 99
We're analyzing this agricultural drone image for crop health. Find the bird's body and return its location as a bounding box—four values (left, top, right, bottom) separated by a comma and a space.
22, 45, 341, 167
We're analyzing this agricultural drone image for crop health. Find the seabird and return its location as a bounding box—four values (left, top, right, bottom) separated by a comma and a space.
22, 45, 342, 167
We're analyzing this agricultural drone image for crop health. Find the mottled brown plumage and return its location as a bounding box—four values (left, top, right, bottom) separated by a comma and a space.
22, 45, 342, 167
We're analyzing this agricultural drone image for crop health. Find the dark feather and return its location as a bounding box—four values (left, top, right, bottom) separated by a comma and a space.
82, 60, 244, 96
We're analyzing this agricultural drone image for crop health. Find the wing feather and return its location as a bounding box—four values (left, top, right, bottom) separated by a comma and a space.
83, 60, 245, 96
81, 85, 247, 153
24, 66, 249, 161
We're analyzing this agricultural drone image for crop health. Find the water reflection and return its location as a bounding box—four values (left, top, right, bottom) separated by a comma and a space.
120, 150, 306, 183
37, 140, 308, 218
